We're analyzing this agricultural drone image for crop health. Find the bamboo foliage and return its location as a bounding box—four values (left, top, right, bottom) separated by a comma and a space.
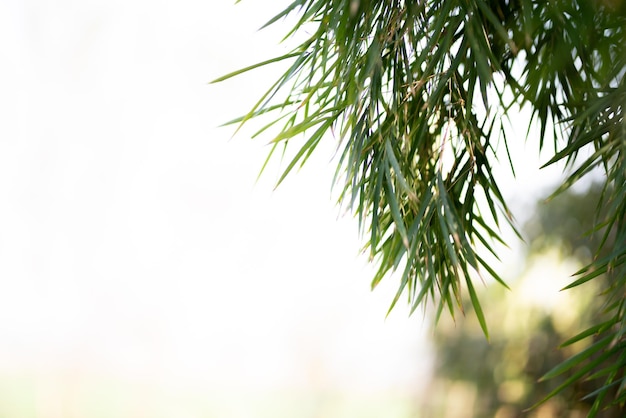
214, 0, 626, 413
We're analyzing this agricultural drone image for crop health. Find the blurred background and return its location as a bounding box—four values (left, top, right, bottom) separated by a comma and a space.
0, 0, 609, 417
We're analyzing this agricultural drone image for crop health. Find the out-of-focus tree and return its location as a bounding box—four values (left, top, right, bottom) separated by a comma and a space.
214, 1, 626, 413
425, 184, 624, 417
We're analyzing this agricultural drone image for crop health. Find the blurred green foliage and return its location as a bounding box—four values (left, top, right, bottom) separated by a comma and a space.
426, 184, 624, 417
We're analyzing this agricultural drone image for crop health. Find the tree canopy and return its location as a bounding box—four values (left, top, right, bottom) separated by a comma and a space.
214, 0, 626, 414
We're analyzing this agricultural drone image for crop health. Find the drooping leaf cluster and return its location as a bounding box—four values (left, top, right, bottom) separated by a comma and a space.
214, 0, 626, 413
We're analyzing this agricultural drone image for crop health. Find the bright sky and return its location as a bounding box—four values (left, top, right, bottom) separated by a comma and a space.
0, 1, 437, 417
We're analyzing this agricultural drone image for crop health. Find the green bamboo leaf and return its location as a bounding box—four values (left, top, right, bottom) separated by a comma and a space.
275, 116, 335, 186
384, 139, 417, 202
475, 253, 509, 290
533, 349, 616, 410
210, 52, 301, 83
370, 158, 385, 253
258, 0, 304, 30
384, 169, 410, 249
465, 275, 489, 340
581, 380, 623, 402
559, 317, 620, 348
540, 335, 613, 381
561, 264, 609, 290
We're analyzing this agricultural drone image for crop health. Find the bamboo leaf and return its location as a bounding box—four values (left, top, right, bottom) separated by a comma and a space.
210, 52, 301, 83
